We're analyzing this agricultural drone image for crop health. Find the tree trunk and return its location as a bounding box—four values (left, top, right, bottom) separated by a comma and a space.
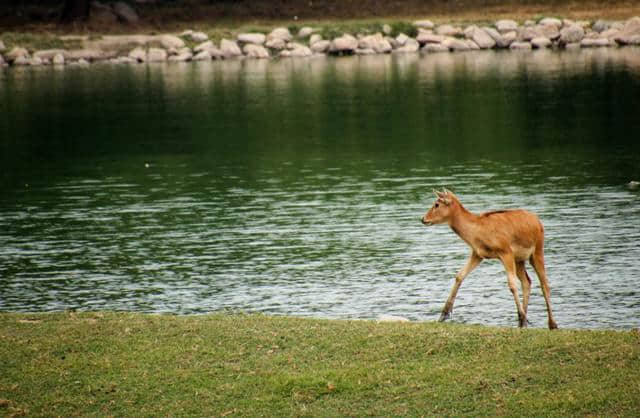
61, 0, 90, 23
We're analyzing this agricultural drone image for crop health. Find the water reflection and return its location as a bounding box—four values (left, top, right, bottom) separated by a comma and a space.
1, 51, 639, 329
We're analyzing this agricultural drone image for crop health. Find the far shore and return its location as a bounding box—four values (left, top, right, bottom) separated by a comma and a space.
1, 13, 639, 70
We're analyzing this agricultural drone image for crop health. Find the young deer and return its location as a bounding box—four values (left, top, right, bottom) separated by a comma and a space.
421, 189, 558, 329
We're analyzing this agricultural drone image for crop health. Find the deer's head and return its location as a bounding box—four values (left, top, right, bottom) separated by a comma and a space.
421, 188, 456, 226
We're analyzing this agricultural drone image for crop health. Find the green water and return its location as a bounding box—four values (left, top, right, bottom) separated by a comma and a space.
1, 49, 639, 328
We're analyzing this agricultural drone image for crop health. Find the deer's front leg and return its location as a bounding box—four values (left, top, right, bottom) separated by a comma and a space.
440, 252, 482, 322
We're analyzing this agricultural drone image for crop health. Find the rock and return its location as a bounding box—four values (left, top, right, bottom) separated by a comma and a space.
423, 43, 449, 53
562, 19, 575, 28
0, 39, 5, 52
463, 25, 477, 39
192, 50, 211, 61
601, 28, 621, 40
382, 24, 392, 35
539, 17, 562, 28
614, 16, 640, 45
436, 24, 462, 37
393, 38, 419, 53
268, 27, 292, 42
168, 49, 192, 61
29, 56, 43, 66
395, 33, 410, 46
531, 37, 552, 48
560, 25, 585, 45
355, 48, 376, 55
33, 49, 67, 60
13, 55, 30, 66
285, 46, 312, 57
0, 54, 5, 66
329, 34, 358, 53
471, 27, 496, 49
442, 37, 470, 51
243, 44, 269, 58
220, 39, 242, 58
190, 32, 208, 42
358, 33, 392, 53
565, 42, 581, 50
377, 314, 410, 323
297, 27, 315, 38
265, 38, 286, 50
52, 53, 65, 65
538, 24, 561, 40
75, 58, 90, 66
180, 30, 193, 37
466, 39, 480, 50
309, 34, 323, 45
129, 47, 147, 62
510, 41, 532, 50
519, 26, 542, 41
581, 37, 611, 47
627, 180, 640, 190
524, 20, 536, 27
113, 1, 139, 24
414, 20, 435, 29
592, 20, 611, 33
237, 33, 266, 45
194, 40, 214, 53
496, 19, 518, 33
310, 40, 330, 53
147, 47, 167, 62
66, 49, 106, 61
5, 47, 29, 63
159, 35, 185, 50
416, 30, 446, 44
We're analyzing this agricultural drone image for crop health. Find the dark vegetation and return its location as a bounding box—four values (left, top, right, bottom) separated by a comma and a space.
2, 0, 639, 31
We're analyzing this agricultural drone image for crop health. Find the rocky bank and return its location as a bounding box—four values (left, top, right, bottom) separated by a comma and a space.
1, 16, 640, 68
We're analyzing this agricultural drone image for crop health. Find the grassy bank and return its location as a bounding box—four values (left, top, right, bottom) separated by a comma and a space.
1, 313, 639, 416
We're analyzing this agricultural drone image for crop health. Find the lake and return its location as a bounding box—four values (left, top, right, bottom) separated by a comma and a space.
1, 49, 639, 329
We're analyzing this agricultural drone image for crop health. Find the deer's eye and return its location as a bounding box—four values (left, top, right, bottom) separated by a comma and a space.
434, 203, 439, 208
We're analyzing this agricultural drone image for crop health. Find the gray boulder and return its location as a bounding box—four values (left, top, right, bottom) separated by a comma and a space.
393, 38, 420, 53
297, 27, 315, 38
268, 27, 293, 42
52, 53, 65, 65
581, 37, 611, 47
560, 25, 585, 45
309, 34, 323, 45
147, 47, 167, 62
194, 40, 214, 53
159, 35, 185, 50
192, 50, 211, 61
33, 49, 67, 60
129, 47, 147, 62
265, 38, 286, 50
190, 32, 209, 42
414, 20, 435, 29
510, 41, 532, 50
220, 39, 243, 57
442, 37, 470, 51
310, 40, 330, 53
416, 30, 446, 44
237, 33, 266, 45
168, 48, 193, 62
243, 44, 270, 58
423, 43, 449, 53
358, 33, 392, 53
471, 27, 496, 49
539, 17, 562, 28
329, 34, 358, 53
538, 24, 561, 40
5, 47, 29, 63
496, 19, 518, 33
614, 16, 640, 45
436, 24, 462, 37
282, 46, 313, 57
592, 20, 611, 33
531, 37, 551, 48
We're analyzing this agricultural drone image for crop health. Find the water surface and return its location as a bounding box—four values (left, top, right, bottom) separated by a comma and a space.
1, 49, 640, 328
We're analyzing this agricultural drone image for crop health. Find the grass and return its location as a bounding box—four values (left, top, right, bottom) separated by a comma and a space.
1, 312, 639, 416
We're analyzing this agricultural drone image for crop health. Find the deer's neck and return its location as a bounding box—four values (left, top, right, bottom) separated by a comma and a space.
448, 203, 480, 247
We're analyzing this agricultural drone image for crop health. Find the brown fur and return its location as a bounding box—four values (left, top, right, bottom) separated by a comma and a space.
422, 189, 558, 329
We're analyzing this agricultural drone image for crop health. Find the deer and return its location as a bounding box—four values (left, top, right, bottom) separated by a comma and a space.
421, 188, 558, 330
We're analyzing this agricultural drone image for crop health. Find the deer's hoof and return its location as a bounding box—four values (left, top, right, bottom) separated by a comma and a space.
439, 311, 450, 322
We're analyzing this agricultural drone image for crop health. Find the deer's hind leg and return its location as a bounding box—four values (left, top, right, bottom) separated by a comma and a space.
516, 261, 532, 317
499, 252, 528, 328
530, 244, 558, 330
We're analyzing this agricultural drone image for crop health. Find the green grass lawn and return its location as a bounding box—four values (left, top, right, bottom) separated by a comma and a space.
1, 312, 638, 416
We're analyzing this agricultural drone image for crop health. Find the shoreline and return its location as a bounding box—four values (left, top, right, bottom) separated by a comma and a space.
2, 15, 639, 68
